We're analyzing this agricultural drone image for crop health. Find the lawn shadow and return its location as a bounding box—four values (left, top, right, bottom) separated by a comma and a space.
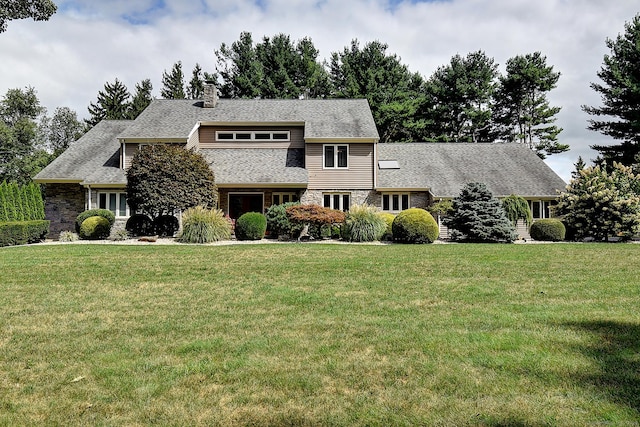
562, 320, 640, 415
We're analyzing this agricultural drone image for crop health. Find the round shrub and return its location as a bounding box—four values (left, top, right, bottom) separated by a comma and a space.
75, 209, 115, 233
392, 208, 439, 243
79, 216, 111, 240
343, 204, 387, 242
178, 206, 232, 243
378, 212, 395, 241
265, 202, 303, 239
125, 213, 154, 237
530, 219, 566, 241
235, 212, 267, 241
153, 215, 179, 237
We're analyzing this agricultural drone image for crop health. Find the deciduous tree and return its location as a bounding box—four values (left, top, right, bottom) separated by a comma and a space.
0, 0, 57, 32
38, 106, 84, 156
126, 145, 217, 219
556, 162, 640, 241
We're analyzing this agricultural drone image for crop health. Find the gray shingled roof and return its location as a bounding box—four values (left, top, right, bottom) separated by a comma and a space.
377, 143, 567, 198
200, 148, 307, 186
34, 120, 129, 186
119, 99, 380, 141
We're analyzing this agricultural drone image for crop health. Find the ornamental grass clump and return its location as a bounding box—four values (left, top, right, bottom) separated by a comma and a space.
392, 208, 439, 243
235, 212, 267, 241
178, 206, 232, 243
343, 204, 387, 242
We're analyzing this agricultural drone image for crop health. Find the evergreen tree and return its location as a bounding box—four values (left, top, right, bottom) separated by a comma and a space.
31, 182, 45, 220
128, 79, 153, 119
0, 181, 8, 221
329, 39, 425, 142
19, 183, 33, 220
215, 31, 266, 98
424, 51, 499, 142
495, 52, 567, 158
10, 182, 23, 221
86, 79, 131, 128
161, 61, 186, 99
444, 182, 517, 242
583, 14, 640, 167
572, 156, 586, 180
187, 63, 205, 100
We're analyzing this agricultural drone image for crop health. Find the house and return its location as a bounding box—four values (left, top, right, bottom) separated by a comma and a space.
34, 83, 566, 238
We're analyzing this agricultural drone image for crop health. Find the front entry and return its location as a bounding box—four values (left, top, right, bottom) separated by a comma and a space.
228, 193, 264, 219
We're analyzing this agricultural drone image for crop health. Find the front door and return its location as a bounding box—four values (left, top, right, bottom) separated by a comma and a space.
228, 193, 264, 219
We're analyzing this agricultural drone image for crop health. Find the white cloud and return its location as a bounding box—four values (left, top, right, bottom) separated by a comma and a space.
1, 0, 638, 181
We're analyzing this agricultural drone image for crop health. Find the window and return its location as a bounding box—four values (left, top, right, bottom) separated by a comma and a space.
382, 193, 410, 212
323, 193, 350, 211
215, 131, 290, 141
324, 144, 348, 169
98, 191, 129, 218
272, 192, 299, 205
530, 200, 551, 219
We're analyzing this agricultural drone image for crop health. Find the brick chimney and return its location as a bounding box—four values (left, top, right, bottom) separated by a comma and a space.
203, 81, 218, 108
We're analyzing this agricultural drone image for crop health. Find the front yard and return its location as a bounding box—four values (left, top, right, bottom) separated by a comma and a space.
1, 243, 639, 425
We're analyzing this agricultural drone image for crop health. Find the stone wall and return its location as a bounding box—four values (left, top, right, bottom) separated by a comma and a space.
43, 183, 85, 238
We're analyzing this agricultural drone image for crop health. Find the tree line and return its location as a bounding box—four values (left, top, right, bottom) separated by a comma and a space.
3, 13, 640, 185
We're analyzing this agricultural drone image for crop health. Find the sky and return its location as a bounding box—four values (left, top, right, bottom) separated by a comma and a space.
1, 0, 638, 182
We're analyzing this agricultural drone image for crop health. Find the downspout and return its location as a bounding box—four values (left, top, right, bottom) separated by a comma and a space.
87, 185, 92, 210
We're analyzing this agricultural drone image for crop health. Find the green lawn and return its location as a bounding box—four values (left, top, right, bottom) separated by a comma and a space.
1, 243, 639, 426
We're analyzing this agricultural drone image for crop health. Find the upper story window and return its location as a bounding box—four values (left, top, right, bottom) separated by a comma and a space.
324, 144, 348, 169
216, 131, 290, 141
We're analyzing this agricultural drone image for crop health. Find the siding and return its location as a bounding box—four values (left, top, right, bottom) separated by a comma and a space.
199, 126, 305, 149
123, 144, 138, 169
306, 143, 374, 190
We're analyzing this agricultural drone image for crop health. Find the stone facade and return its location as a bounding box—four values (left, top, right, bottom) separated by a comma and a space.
44, 183, 85, 238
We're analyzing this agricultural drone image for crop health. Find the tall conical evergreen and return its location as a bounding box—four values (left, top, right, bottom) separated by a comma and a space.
30, 182, 45, 220
0, 181, 8, 221
9, 182, 22, 221
161, 61, 186, 99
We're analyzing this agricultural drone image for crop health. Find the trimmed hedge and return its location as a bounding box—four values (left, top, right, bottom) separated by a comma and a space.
530, 219, 566, 241
235, 212, 267, 241
79, 216, 111, 240
75, 209, 115, 233
126, 214, 154, 237
0, 220, 50, 246
153, 215, 179, 237
392, 208, 439, 244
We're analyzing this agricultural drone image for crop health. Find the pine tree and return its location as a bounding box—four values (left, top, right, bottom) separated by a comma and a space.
128, 79, 153, 119
161, 62, 186, 99
187, 63, 205, 99
583, 14, 640, 167
444, 182, 518, 242
86, 79, 131, 128
495, 52, 567, 158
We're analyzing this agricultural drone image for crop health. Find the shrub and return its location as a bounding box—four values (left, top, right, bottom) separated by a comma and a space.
530, 219, 566, 241
79, 216, 111, 240
153, 215, 179, 237
58, 231, 78, 242
178, 206, 232, 244
378, 212, 396, 241
343, 204, 387, 242
0, 220, 49, 246
265, 202, 303, 238
75, 209, 115, 233
427, 200, 453, 218
392, 208, 439, 243
502, 194, 533, 227
125, 214, 154, 237
235, 212, 267, 241
111, 229, 130, 241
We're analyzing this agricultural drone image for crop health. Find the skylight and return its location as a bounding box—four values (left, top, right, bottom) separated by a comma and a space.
378, 160, 400, 169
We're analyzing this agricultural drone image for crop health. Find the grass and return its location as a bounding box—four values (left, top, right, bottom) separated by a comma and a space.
1, 243, 639, 426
